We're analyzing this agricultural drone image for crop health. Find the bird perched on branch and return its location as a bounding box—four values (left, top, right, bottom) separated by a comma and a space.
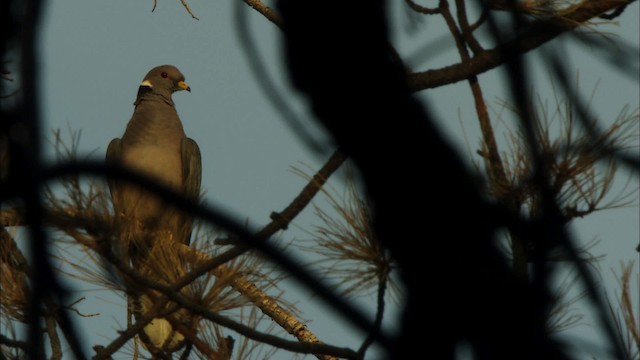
106, 64, 201, 357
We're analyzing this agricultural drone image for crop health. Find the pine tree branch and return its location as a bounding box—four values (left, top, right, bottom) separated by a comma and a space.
16, 149, 386, 351
94, 242, 358, 359
407, 0, 636, 91
117, 231, 352, 359
45, 315, 63, 360
242, 0, 283, 29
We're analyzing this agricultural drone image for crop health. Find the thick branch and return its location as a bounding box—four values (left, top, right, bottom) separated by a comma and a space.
407, 0, 635, 91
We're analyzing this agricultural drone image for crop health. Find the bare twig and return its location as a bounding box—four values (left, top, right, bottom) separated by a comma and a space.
242, 0, 283, 29
65, 297, 100, 317
179, 0, 199, 20
404, 0, 440, 14
150, 0, 199, 20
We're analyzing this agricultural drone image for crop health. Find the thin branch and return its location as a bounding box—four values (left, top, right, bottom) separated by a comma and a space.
45, 315, 63, 360
439, 0, 469, 62
357, 269, 388, 359
150, 0, 199, 20
65, 297, 100, 317
266, 149, 348, 233
442, 0, 528, 277
242, 0, 283, 29
0, 333, 28, 350
483, 3, 628, 358
599, 3, 629, 19
179, 0, 199, 20
404, 0, 441, 14
469, 6, 488, 32
455, 0, 483, 53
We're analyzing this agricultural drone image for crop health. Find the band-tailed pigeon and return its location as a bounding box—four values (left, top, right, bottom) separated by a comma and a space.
106, 65, 201, 356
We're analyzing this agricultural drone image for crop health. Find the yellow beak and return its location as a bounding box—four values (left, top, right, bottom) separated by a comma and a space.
177, 81, 191, 92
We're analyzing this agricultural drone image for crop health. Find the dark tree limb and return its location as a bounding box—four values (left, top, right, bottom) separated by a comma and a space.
0, 333, 28, 350
407, 0, 636, 91
276, 0, 575, 359
1, 0, 87, 357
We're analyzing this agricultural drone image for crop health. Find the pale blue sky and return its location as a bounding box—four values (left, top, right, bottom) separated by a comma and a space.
30, 1, 640, 359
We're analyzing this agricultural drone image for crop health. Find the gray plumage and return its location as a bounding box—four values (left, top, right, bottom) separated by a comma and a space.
106, 65, 201, 356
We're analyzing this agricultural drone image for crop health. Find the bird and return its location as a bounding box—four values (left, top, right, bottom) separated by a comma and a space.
106, 65, 202, 357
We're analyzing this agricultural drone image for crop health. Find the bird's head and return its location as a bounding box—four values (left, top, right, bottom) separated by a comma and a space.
136, 65, 190, 105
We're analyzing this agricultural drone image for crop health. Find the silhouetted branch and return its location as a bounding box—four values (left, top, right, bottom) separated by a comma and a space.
0, 333, 28, 350
599, 3, 629, 19
277, 0, 579, 358
455, 0, 483, 53
2, 148, 366, 357
357, 270, 388, 359
407, 0, 636, 91
264, 149, 347, 235
483, 4, 628, 358
404, 0, 440, 14
1, 0, 87, 357
38, 157, 384, 352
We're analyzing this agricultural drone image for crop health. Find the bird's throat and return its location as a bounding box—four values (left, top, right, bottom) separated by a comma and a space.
134, 85, 153, 106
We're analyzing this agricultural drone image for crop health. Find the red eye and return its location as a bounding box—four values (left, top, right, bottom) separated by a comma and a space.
161, 72, 168, 78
